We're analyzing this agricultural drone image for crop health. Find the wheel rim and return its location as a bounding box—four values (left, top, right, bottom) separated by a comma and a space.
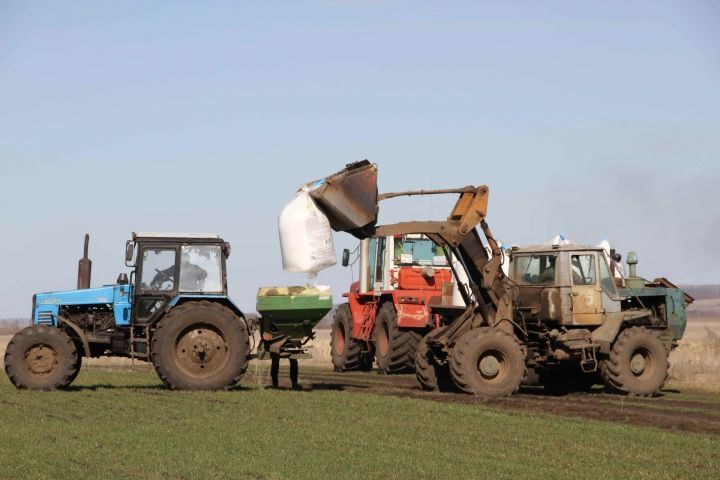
174, 325, 229, 377
630, 348, 652, 377
334, 325, 346, 354
476, 349, 507, 382
377, 323, 389, 357
24, 344, 58, 376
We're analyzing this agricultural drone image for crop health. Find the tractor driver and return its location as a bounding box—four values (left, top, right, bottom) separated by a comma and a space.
537, 256, 557, 284
179, 252, 208, 291
150, 251, 208, 291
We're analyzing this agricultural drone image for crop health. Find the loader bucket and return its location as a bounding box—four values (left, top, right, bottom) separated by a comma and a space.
307, 160, 379, 237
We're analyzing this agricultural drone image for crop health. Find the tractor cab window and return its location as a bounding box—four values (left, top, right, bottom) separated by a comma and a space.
373, 237, 386, 287
141, 249, 177, 291
393, 235, 445, 266
513, 254, 557, 285
179, 245, 223, 293
571, 254, 597, 285
598, 254, 619, 297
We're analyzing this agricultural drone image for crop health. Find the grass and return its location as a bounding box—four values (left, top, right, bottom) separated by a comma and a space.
669, 328, 720, 390
1, 370, 718, 480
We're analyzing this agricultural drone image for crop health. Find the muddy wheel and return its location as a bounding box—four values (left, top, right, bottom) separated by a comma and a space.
4, 325, 79, 390
415, 335, 455, 392
375, 302, 423, 374
449, 327, 526, 397
67, 352, 83, 385
330, 304, 370, 371
151, 301, 250, 390
601, 326, 668, 397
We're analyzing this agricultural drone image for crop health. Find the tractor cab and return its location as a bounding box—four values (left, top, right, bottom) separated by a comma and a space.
125, 232, 231, 325
357, 234, 452, 293
509, 244, 622, 326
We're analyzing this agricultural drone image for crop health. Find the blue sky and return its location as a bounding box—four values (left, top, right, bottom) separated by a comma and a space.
1, 1, 719, 317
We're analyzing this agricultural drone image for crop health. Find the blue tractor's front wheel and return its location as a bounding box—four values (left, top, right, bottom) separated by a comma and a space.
4, 325, 80, 390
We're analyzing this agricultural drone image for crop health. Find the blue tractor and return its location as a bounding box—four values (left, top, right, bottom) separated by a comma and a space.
4, 233, 252, 390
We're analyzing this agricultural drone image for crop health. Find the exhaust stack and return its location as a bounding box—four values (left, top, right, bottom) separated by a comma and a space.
77, 233, 92, 289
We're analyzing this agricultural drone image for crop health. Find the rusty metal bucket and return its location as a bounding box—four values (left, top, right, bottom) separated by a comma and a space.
307, 160, 379, 237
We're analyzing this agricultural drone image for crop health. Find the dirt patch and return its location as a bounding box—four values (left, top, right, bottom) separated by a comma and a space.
253, 368, 720, 436
4, 332, 720, 436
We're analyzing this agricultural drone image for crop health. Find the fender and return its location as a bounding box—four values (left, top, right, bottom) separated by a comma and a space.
168, 294, 246, 318
591, 310, 651, 353
57, 315, 91, 358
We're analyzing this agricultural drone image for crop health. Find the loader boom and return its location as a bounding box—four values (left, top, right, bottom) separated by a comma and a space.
308, 161, 512, 330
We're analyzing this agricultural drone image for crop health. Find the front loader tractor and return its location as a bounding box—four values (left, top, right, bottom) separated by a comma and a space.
4, 232, 252, 391
309, 161, 692, 397
331, 233, 459, 374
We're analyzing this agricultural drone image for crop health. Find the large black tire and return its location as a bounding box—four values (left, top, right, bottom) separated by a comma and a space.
375, 302, 423, 374
449, 327, 526, 397
151, 301, 250, 390
67, 353, 83, 385
330, 303, 370, 372
415, 335, 456, 392
600, 326, 669, 397
4, 325, 79, 390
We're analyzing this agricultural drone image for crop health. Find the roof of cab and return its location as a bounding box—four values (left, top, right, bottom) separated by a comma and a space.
511, 243, 604, 254
132, 232, 223, 242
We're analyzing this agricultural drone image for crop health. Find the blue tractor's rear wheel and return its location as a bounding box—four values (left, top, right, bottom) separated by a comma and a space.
150, 301, 250, 390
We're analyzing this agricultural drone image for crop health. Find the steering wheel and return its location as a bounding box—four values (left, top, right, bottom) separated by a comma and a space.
151, 268, 174, 290
154, 268, 173, 282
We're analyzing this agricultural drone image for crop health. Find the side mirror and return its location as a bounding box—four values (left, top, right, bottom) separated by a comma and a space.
125, 242, 135, 264
341, 248, 350, 267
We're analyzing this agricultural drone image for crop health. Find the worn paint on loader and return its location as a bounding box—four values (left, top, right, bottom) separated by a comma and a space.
311, 160, 692, 397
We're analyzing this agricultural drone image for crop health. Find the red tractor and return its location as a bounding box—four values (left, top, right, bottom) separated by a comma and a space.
330, 234, 462, 373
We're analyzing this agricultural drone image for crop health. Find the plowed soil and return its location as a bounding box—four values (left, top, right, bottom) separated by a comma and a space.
251, 367, 720, 436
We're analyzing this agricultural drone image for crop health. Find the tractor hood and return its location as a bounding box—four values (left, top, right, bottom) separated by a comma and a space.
306, 160, 379, 238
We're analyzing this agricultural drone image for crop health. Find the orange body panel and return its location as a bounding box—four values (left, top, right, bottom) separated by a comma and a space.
346, 266, 448, 340
397, 268, 452, 290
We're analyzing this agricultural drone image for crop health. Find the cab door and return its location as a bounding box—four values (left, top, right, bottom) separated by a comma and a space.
372, 236, 387, 291
570, 253, 603, 325
133, 246, 179, 325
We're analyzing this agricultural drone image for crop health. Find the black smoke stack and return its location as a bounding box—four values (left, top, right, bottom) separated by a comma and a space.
77, 233, 92, 289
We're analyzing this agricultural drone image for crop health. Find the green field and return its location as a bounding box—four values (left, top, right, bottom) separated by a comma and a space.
1, 370, 718, 480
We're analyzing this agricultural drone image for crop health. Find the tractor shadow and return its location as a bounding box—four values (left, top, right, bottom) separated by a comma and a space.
515, 384, 669, 399
260, 383, 371, 392
65, 383, 255, 392
306, 382, 370, 392
65, 384, 165, 392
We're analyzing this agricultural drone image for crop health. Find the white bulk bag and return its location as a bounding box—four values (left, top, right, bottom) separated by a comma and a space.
279, 188, 337, 274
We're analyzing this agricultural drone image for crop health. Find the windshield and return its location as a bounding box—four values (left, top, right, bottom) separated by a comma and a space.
141, 248, 177, 291
179, 245, 223, 293
393, 236, 446, 266
598, 253, 619, 297
512, 254, 557, 285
